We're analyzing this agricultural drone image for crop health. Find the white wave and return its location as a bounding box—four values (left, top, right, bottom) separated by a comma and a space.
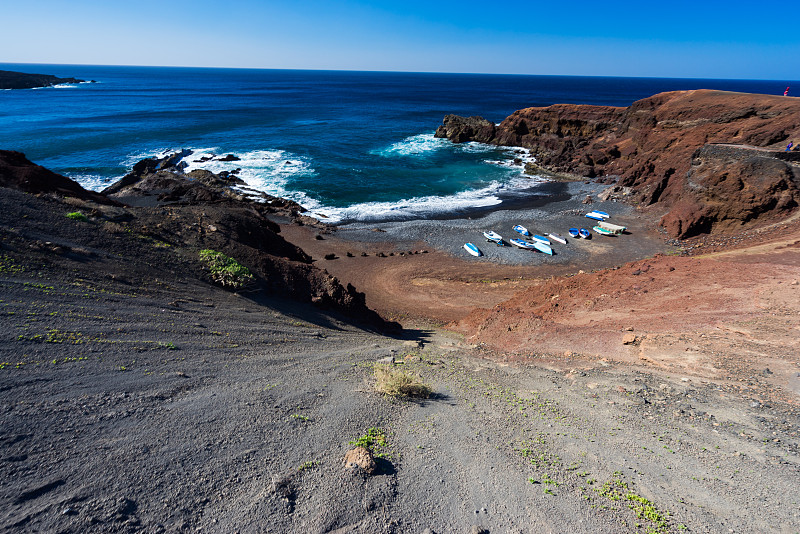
311, 174, 544, 224
374, 133, 449, 157
71, 174, 115, 192
179, 147, 318, 205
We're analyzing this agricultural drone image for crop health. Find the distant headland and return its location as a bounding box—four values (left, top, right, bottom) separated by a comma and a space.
0, 69, 93, 90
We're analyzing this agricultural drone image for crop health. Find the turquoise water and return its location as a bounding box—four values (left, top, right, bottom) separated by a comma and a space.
2, 64, 794, 223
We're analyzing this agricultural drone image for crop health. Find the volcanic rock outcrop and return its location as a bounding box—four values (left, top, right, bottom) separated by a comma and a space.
0, 70, 89, 90
436, 90, 800, 237
0, 150, 392, 330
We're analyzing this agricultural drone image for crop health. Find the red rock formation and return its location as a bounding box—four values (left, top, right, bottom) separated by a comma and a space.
437, 90, 800, 237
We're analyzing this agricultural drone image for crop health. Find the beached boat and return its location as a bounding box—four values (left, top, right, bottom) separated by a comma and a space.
585, 211, 607, 221
509, 238, 537, 250
598, 221, 627, 234
592, 225, 615, 236
568, 228, 580, 238
463, 242, 482, 256
548, 233, 567, 245
513, 224, 530, 237
532, 241, 554, 255
579, 228, 591, 239
592, 210, 610, 218
483, 231, 504, 245
532, 234, 550, 245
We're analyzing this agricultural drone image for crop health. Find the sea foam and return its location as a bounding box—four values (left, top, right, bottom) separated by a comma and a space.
312, 173, 543, 224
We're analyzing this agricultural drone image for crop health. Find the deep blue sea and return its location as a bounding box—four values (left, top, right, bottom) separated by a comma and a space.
2, 63, 795, 223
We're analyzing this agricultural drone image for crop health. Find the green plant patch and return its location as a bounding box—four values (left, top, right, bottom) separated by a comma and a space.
66, 211, 89, 222
350, 427, 392, 458
198, 249, 255, 289
0, 255, 23, 274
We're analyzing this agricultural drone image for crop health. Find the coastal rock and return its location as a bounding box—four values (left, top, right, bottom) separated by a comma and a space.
0, 69, 88, 90
438, 90, 800, 237
660, 144, 800, 237
2, 151, 394, 330
434, 115, 496, 143
0, 150, 120, 206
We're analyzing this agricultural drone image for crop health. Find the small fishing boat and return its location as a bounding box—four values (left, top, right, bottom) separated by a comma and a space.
513, 225, 530, 237
463, 243, 482, 256
598, 221, 627, 234
532, 241, 554, 255
592, 210, 610, 218
532, 235, 551, 245
585, 212, 606, 221
509, 238, 537, 250
568, 228, 580, 238
592, 225, 615, 236
579, 228, 591, 239
483, 231, 504, 245
547, 233, 567, 245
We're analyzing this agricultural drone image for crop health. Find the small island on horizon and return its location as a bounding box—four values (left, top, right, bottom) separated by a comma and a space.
0, 69, 92, 90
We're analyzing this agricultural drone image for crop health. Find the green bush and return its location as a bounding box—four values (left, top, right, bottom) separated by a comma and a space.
66, 211, 89, 222
198, 249, 255, 289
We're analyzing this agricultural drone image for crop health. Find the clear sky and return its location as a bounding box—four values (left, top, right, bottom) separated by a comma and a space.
4, 0, 799, 79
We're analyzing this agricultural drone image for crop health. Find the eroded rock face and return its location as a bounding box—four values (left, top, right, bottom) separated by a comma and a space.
660, 145, 800, 238
0, 150, 120, 206
435, 115, 497, 143
438, 90, 800, 236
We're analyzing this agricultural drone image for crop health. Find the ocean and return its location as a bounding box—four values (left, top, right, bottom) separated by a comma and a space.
1, 63, 794, 224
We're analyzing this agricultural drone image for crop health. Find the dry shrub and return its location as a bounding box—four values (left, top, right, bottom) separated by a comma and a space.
373, 365, 431, 398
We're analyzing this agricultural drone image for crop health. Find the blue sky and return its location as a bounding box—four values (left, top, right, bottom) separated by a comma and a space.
4, 0, 798, 79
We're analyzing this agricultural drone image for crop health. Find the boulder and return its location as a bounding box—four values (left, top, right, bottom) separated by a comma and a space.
343, 446, 376, 475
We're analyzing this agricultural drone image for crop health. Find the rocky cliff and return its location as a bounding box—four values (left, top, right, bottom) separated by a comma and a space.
436, 90, 800, 237
0, 150, 393, 330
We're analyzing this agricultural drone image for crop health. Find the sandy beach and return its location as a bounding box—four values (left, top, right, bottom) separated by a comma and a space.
280, 181, 673, 324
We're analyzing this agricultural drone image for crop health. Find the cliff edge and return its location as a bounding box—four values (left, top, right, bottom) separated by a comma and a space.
437, 90, 800, 237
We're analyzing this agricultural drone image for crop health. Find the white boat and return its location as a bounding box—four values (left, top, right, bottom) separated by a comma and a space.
532, 242, 553, 255
463, 243, 482, 256
509, 238, 537, 250
547, 233, 567, 245
483, 231, 504, 245
592, 210, 610, 218
532, 235, 550, 245
513, 225, 530, 237
586, 210, 610, 220
598, 221, 627, 234
592, 225, 615, 236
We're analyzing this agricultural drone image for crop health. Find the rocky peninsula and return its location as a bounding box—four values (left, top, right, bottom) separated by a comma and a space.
436, 90, 800, 237
0, 70, 91, 90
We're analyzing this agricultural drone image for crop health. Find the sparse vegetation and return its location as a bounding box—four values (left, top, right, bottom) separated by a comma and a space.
66, 211, 89, 222
198, 249, 254, 289
373, 365, 431, 398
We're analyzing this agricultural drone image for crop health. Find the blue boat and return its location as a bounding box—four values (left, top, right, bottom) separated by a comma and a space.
532, 235, 551, 245
483, 231, 504, 245
463, 243, 482, 257
579, 228, 591, 239
592, 210, 610, 218
513, 225, 530, 237
585, 212, 605, 221
532, 242, 554, 255
568, 228, 580, 238
509, 238, 537, 250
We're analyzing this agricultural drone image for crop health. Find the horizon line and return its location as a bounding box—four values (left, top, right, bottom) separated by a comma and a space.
1, 61, 797, 84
